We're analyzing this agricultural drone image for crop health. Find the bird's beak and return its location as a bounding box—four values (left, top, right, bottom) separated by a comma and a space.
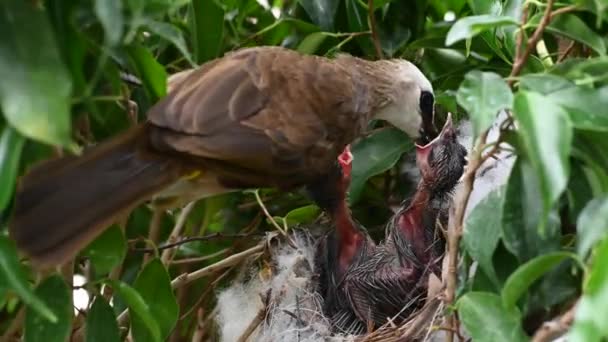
415, 112, 454, 151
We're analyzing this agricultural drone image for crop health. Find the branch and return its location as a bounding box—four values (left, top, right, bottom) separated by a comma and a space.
531, 301, 577, 342
132, 232, 264, 253
509, 0, 555, 82
161, 202, 196, 264
368, 0, 383, 59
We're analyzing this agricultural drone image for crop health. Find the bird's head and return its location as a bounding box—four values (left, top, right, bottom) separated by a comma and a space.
373, 60, 437, 143
415, 113, 467, 195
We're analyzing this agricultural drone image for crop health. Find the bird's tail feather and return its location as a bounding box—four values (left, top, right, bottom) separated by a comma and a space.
9, 126, 183, 267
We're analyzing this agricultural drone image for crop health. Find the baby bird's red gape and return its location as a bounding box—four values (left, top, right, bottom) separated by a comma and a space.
317, 114, 467, 334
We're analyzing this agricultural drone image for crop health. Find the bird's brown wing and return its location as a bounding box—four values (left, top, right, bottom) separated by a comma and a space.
146, 47, 371, 185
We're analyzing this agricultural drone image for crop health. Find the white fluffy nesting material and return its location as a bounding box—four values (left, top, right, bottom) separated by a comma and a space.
215, 232, 354, 342
456, 111, 515, 217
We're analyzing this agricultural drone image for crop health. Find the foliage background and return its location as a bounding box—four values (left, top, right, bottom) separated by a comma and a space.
0, 0, 608, 341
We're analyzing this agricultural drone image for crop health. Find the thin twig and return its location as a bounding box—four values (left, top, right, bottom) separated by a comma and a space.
531, 301, 578, 342
368, 0, 383, 59
161, 202, 196, 264
509, 0, 555, 82
170, 248, 231, 265
253, 189, 287, 235
133, 232, 264, 253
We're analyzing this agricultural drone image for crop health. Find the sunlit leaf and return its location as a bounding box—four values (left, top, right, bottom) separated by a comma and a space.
0, 0, 73, 147
86, 297, 120, 342
549, 86, 608, 132
0, 237, 56, 322
458, 292, 527, 342
513, 91, 573, 219
132, 259, 178, 340
518, 73, 574, 94
284, 204, 321, 226
127, 44, 167, 101
24, 276, 71, 342
111, 280, 161, 342
577, 196, 608, 258
297, 32, 328, 54
456, 71, 513, 138
501, 252, 578, 309
446, 15, 518, 46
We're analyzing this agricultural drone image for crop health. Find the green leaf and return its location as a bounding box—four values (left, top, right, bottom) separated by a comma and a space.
132, 259, 178, 341
297, 32, 328, 54
94, 0, 123, 45
81, 225, 127, 276
0, 0, 73, 147
456, 71, 513, 138
501, 252, 577, 309
0, 126, 25, 210
570, 238, 608, 341
513, 91, 573, 219
463, 188, 505, 288
349, 128, 414, 203
518, 73, 574, 94
458, 292, 527, 342
86, 297, 120, 342
501, 158, 561, 261
127, 44, 167, 101
0, 237, 56, 322
284, 204, 321, 226
547, 14, 607, 55
144, 20, 195, 66
24, 276, 71, 342
549, 86, 608, 132
111, 280, 162, 342
298, 0, 340, 31
468, 0, 503, 15
190, 0, 224, 63
577, 196, 608, 258
445, 15, 518, 46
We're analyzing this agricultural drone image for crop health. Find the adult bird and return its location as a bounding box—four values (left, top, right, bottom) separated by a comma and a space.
316, 114, 466, 333
9, 46, 436, 267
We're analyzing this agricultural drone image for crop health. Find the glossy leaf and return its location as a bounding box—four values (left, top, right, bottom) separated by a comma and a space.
144, 20, 195, 66
349, 128, 414, 203
81, 225, 127, 276
86, 297, 120, 342
0, 237, 56, 322
132, 259, 178, 341
501, 252, 577, 309
518, 73, 574, 94
456, 71, 513, 138
463, 188, 505, 288
111, 280, 161, 342
24, 276, 71, 342
297, 32, 328, 54
549, 86, 608, 132
0, 0, 73, 147
284, 204, 321, 226
446, 15, 518, 46
127, 44, 167, 101
547, 14, 606, 56
298, 0, 340, 31
458, 292, 527, 342
0, 126, 25, 210
570, 238, 608, 342
501, 158, 561, 261
191, 0, 224, 63
577, 196, 608, 258
513, 91, 573, 219
94, 0, 123, 45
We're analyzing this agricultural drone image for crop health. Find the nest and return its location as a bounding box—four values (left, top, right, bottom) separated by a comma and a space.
213, 230, 447, 342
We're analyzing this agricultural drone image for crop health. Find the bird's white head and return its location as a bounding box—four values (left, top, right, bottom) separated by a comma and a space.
373, 60, 435, 141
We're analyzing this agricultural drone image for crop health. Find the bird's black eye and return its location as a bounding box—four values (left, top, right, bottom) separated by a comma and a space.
420, 91, 434, 115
